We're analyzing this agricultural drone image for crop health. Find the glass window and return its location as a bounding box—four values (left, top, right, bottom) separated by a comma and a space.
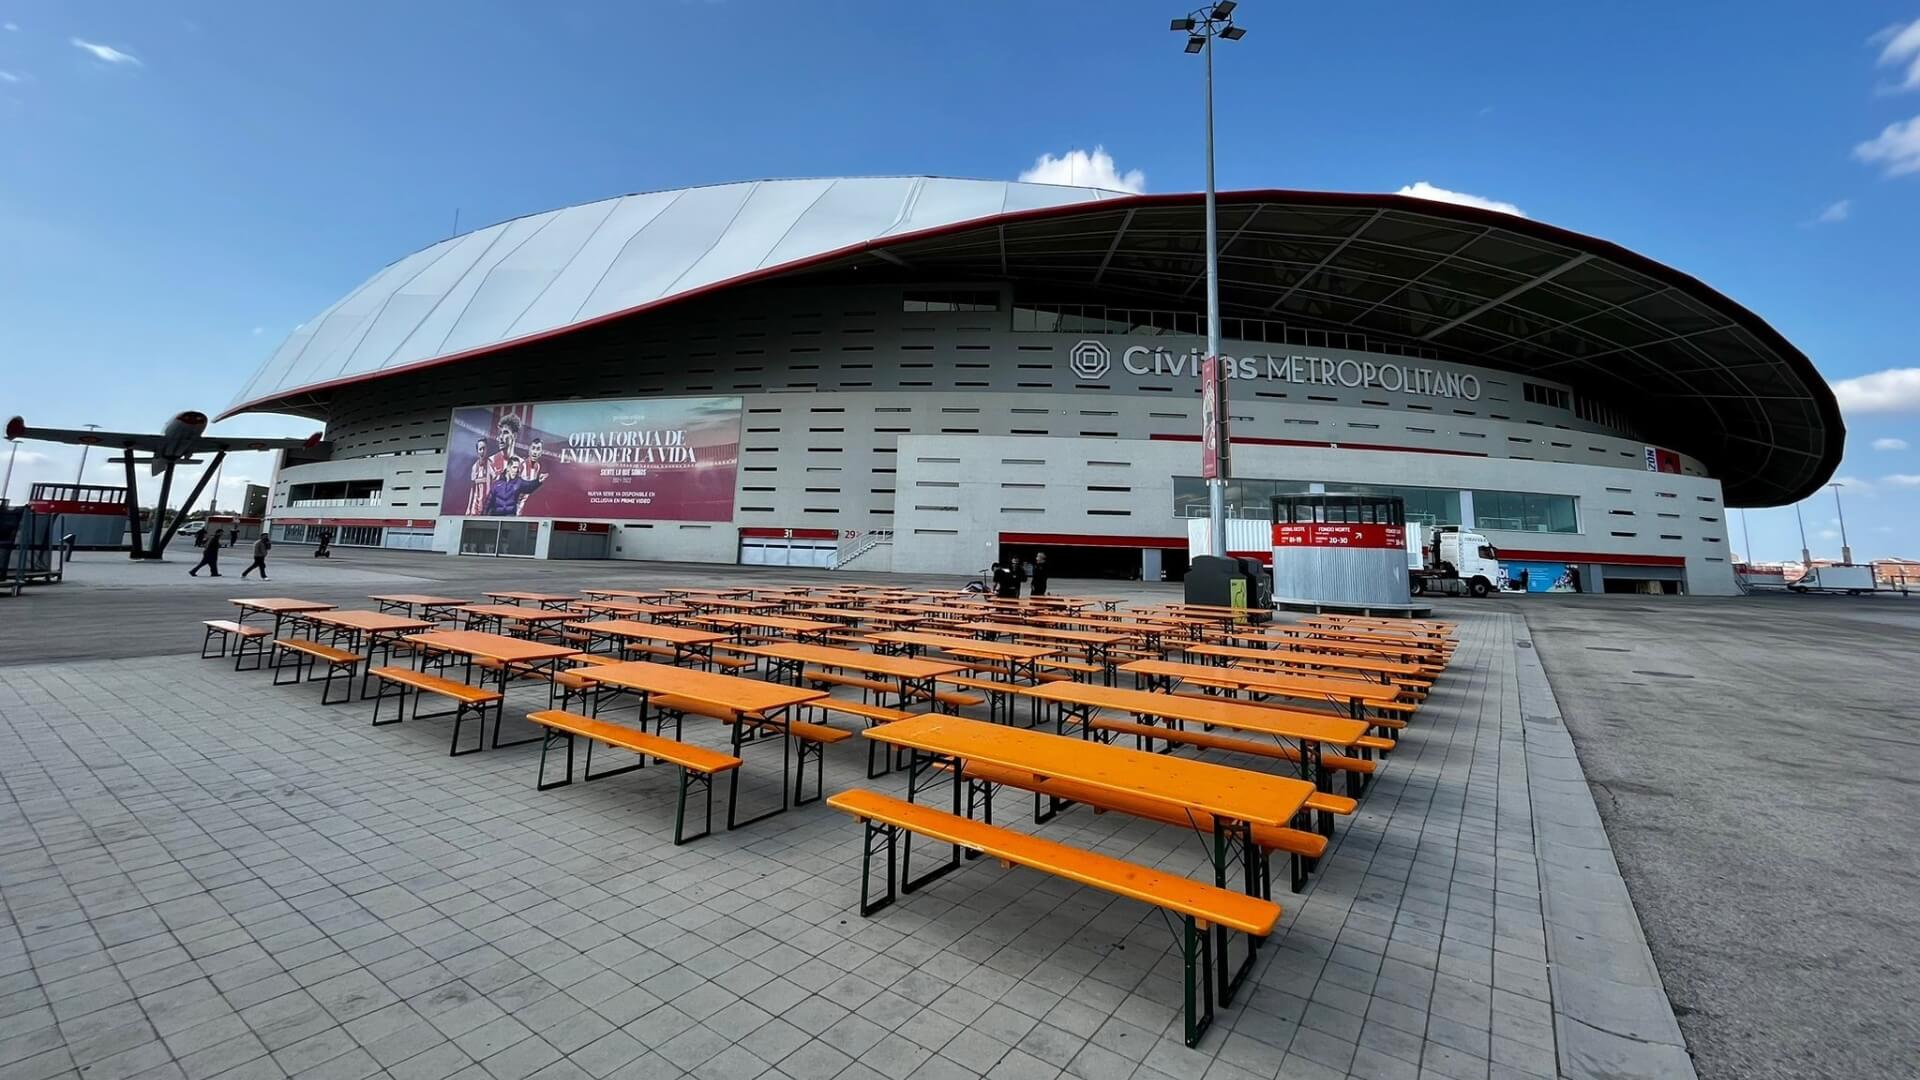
1471, 489, 1579, 533
1321, 483, 1462, 528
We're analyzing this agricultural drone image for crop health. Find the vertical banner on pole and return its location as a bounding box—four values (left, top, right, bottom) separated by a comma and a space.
1200, 355, 1227, 479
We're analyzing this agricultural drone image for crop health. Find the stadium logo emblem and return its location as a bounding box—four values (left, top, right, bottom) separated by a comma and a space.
1070, 339, 1111, 380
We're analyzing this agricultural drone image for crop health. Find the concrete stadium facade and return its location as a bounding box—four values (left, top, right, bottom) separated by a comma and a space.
229, 177, 1843, 595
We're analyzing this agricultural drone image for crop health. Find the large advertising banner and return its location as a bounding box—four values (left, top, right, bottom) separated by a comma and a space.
438, 396, 742, 521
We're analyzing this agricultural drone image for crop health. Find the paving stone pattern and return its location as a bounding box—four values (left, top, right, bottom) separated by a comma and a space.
0, 607, 1683, 1079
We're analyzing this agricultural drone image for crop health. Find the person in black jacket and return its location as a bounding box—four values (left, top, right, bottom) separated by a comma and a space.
189, 529, 224, 577
1030, 552, 1049, 597
992, 562, 1020, 599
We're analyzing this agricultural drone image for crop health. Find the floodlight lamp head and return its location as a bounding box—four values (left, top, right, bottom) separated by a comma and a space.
1185, 35, 1206, 52
1221, 24, 1246, 40
1170, 16, 1196, 31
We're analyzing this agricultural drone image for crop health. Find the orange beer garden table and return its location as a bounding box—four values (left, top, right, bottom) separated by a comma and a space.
369, 594, 470, 621
694, 613, 842, 645
305, 610, 432, 663
228, 597, 336, 637
453, 604, 578, 638
737, 641, 964, 711
1179, 641, 1427, 685
864, 712, 1313, 997
865, 630, 1062, 684
481, 590, 579, 609
563, 619, 726, 666
1120, 658, 1407, 721
572, 660, 824, 828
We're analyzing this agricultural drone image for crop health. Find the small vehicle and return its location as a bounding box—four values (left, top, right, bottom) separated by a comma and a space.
1788, 564, 1875, 596
1408, 523, 1503, 598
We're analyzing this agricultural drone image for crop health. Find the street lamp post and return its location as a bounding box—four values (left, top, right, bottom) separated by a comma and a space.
1828, 482, 1851, 565
73, 422, 101, 483
1793, 502, 1812, 569
1172, 2, 1246, 559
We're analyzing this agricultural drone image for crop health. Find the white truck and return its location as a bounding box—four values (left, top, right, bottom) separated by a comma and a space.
1788, 564, 1876, 595
1407, 523, 1504, 598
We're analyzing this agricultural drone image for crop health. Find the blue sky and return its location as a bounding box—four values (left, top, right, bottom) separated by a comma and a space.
1, 1, 1916, 560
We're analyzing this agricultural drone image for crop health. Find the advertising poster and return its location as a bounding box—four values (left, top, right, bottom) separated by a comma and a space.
439, 396, 742, 521
1501, 560, 1577, 593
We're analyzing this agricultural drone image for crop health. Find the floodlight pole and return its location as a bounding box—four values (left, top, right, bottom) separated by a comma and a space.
2, 438, 17, 506
1174, 4, 1244, 560
1828, 482, 1851, 565
1793, 502, 1811, 568
73, 423, 100, 482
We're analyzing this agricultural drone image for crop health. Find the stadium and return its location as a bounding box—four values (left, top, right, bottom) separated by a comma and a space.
226, 176, 1843, 595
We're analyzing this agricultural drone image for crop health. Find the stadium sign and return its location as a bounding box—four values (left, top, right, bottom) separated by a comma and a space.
1073, 340, 1483, 401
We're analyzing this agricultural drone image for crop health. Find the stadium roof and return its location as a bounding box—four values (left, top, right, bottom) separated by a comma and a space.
224, 176, 1841, 506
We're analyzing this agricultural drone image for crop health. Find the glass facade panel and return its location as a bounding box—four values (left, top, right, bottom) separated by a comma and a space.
1471, 489, 1580, 533
1322, 483, 1462, 528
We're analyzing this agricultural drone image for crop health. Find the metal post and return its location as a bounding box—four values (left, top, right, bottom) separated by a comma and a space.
1, 439, 16, 506
1739, 508, 1752, 565
1828, 482, 1851, 565
1793, 502, 1811, 569
1203, 30, 1227, 560
73, 423, 100, 482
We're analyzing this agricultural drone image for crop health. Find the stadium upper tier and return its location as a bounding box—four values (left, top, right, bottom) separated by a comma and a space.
224, 176, 1840, 505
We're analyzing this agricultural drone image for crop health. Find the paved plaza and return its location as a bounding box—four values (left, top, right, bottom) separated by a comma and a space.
0, 550, 1734, 1080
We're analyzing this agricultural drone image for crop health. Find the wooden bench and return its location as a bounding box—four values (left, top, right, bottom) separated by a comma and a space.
1167, 688, 1411, 741
270, 639, 365, 705
802, 669, 896, 702
955, 760, 1328, 894
936, 674, 1026, 725
827, 789, 1279, 1047
527, 710, 740, 844
649, 693, 852, 806
202, 619, 271, 671
1090, 716, 1386, 801
367, 667, 505, 756
808, 698, 920, 777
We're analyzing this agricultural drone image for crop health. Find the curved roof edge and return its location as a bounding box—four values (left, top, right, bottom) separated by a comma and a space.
222, 181, 1843, 507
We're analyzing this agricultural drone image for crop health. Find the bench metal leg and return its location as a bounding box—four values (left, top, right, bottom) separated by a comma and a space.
900, 749, 963, 894
673, 768, 716, 845
1182, 914, 1216, 1047
793, 735, 826, 807
319, 661, 357, 706
491, 707, 540, 750
536, 729, 575, 790
233, 633, 266, 672
725, 721, 790, 832
370, 679, 408, 726
201, 627, 226, 660
855, 818, 899, 916
583, 737, 647, 782
450, 699, 490, 757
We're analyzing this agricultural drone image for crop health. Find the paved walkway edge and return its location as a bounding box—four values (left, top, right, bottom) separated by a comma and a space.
1513, 627, 1698, 1080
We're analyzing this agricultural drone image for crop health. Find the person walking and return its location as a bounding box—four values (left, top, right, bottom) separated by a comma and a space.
241, 533, 272, 579
189, 529, 225, 577
992, 562, 1020, 599
1030, 552, 1049, 597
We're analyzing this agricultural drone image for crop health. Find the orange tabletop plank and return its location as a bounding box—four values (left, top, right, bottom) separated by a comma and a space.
1024, 680, 1369, 747
576, 661, 824, 713
696, 613, 843, 635
229, 597, 337, 614
404, 630, 578, 664
1181, 642, 1426, 680
959, 621, 1131, 646
571, 600, 660, 618
1226, 629, 1444, 661
562, 620, 725, 646
483, 591, 578, 605
307, 611, 433, 634
736, 642, 964, 681
865, 714, 1313, 828
579, 588, 667, 601
454, 604, 577, 623
1268, 625, 1450, 653
368, 593, 469, 607
1120, 658, 1406, 706
867, 631, 1061, 661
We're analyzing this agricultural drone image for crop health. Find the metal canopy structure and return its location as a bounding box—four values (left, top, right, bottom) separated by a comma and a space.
224, 178, 1841, 507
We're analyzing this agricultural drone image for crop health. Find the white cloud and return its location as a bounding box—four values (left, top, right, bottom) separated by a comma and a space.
2, 23, 17, 32
1831, 367, 1920, 413
1830, 475, 1874, 496
1817, 528, 1841, 540
71, 38, 142, 66
1884, 473, 1920, 487
0, 70, 20, 84
1873, 437, 1909, 451
1813, 199, 1851, 224
1854, 115, 1920, 175
1394, 181, 1527, 217
1873, 17, 1920, 93
1018, 147, 1145, 194
251, 327, 265, 336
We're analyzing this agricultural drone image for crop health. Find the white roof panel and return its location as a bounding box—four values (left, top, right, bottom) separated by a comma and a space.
227, 177, 1133, 412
